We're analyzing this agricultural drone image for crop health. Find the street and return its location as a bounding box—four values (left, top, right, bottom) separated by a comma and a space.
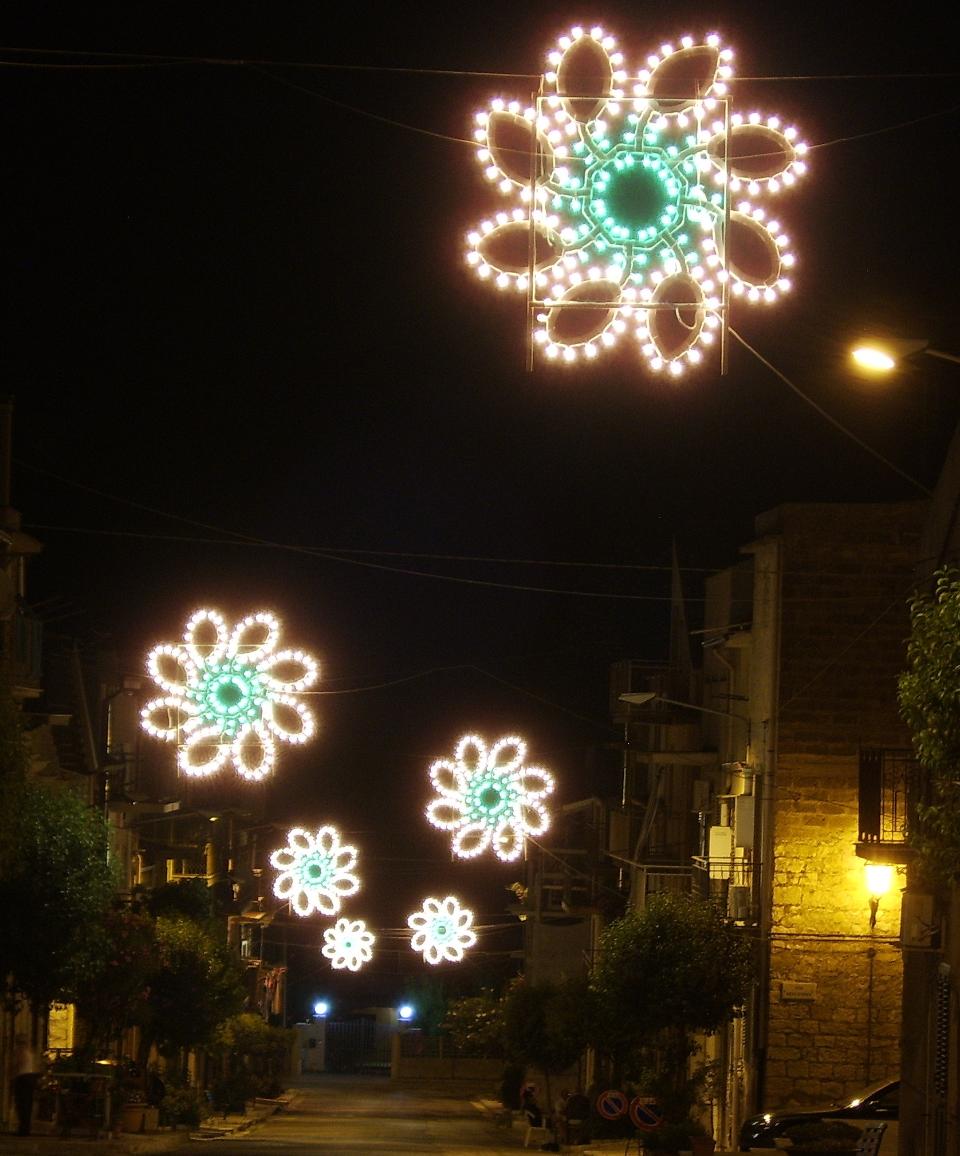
173, 1074, 529, 1155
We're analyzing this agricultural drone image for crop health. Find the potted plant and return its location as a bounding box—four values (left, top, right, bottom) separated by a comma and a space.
780, 1118, 864, 1153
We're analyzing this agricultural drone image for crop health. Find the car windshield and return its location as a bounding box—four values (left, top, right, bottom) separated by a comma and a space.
843, 1080, 898, 1110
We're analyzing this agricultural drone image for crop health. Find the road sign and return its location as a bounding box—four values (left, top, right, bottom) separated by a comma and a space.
629, 1096, 663, 1130
595, 1089, 628, 1120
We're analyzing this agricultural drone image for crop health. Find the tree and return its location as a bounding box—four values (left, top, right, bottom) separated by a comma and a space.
0, 778, 117, 1010
140, 914, 246, 1072
442, 988, 504, 1057
898, 566, 960, 886
73, 905, 158, 1056
501, 975, 596, 1110
590, 892, 754, 1118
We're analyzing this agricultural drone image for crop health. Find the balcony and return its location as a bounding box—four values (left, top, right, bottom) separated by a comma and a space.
856, 746, 921, 865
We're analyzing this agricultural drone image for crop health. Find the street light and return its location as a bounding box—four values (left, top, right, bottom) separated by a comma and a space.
850, 337, 960, 373
865, 863, 895, 930
618, 691, 748, 724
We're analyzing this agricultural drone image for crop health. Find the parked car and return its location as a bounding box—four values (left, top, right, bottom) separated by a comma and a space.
739, 1078, 899, 1149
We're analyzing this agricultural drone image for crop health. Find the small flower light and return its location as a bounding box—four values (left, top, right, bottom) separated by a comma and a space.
322, 918, 375, 972
270, 826, 360, 917
407, 895, 477, 965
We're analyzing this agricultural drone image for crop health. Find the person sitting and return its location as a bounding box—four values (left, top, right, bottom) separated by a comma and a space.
521, 1083, 543, 1127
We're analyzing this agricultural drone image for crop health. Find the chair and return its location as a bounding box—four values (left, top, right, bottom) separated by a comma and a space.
855, 1122, 887, 1155
524, 1123, 550, 1147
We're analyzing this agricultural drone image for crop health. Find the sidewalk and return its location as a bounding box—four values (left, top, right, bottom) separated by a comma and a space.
0, 1092, 294, 1155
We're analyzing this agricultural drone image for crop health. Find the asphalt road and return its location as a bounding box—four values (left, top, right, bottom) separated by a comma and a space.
174, 1074, 531, 1154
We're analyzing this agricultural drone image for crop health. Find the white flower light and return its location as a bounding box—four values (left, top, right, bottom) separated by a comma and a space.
425, 734, 555, 862
322, 918, 375, 972
270, 826, 360, 917
407, 895, 477, 965
141, 609, 319, 782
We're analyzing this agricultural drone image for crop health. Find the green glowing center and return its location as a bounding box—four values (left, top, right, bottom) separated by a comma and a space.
588, 149, 684, 246
466, 771, 517, 824
195, 660, 265, 736
480, 786, 501, 809
605, 166, 668, 230
301, 855, 331, 887
435, 923, 448, 939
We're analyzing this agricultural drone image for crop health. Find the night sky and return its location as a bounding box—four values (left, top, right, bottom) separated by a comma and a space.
4, 2, 957, 1012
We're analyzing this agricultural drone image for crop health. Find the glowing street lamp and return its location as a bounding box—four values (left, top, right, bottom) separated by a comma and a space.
850, 337, 960, 373
865, 863, 895, 930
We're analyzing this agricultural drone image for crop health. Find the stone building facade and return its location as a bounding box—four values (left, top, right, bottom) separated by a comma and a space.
704, 500, 925, 1121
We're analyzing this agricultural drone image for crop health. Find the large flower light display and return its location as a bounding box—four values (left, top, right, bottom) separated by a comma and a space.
141, 609, 318, 781
407, 895, 477, 965
425, 734, 555, 862
465, 26, 807, 375
322, 917, 375, 972
270, 826, 360, 917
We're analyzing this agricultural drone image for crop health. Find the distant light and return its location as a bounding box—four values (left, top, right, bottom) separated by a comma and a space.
398, 1004, 414, 1021
313, 1000, 329, 1017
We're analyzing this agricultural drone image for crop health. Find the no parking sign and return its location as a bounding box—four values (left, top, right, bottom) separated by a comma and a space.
595, 1089, 628, 1120
629, 1096, 663, 1131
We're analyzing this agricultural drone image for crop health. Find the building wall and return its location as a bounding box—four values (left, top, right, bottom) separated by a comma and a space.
761, 502, 925, 1107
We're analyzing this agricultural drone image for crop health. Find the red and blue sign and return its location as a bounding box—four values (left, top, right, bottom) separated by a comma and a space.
629, 1096, 663, 1131
595, 1089, 628, 1120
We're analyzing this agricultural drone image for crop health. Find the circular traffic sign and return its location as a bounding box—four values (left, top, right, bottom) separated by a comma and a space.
629, 1096, 663, 1131
595, 1089, 628, 1120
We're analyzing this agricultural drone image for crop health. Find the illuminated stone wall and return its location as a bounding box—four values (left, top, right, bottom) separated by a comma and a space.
760, 501, 925, 1107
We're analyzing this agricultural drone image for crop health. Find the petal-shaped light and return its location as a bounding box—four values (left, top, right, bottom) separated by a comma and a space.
426, 798, 466, 830
489, 735, 526, 772
141, 695, 194, 740
455, 735, 486, 773
484, 109, 555, 186
557, 33, 613, 123
183, 609, 228, 668
232, 724, 275, 782
452, 821, 493, 859
147, 645, 194, 694
264, 695, 315, 743
519, 766, 555, 799
720, 210, 783, 288
645, 42, 721, 114
493, 819, 524, 862
179, 724, 229, 777
257, 648, 319, 692
519, 800, 551, 835
706, 121, 798, 184
646, 273, 705, 361
323, 918, 375, 972
228, 611, 280, 664
474, 219, 564, 277
429, 759, 467, 798
546, 280, 622, 347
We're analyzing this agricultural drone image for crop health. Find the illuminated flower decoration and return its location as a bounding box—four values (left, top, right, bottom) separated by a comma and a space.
425, 734, 554, 862
141, 609, 318, 782
407, 895, 477, 965
464, 26, 807, 376
270, 826, 360, 917
322, 917, 375, 972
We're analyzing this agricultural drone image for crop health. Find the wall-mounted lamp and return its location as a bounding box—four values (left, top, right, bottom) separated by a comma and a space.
865, 863, 895, 929
313, 1000, 330, 1018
